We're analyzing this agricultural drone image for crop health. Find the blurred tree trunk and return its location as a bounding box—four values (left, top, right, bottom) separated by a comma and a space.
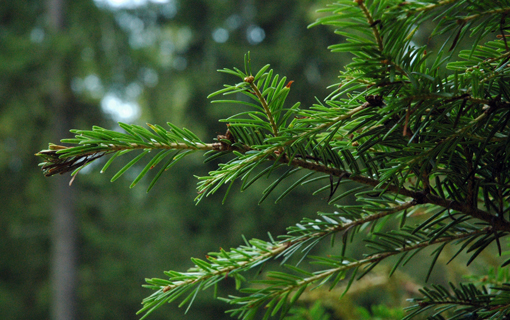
46, 0, 78, 319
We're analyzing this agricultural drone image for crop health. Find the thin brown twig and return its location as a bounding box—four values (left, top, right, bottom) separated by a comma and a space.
244, 75, 279, 137
281, 155, 510, 231
355, 0, 383, 52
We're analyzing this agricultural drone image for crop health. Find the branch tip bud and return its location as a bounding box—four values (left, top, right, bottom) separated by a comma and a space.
244, 75, 254, 83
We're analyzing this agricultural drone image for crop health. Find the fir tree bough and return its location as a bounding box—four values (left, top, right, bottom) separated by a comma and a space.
37, 0, 510, 319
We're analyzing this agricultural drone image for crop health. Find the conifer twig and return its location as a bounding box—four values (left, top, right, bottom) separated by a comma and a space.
244, 75, 279, 137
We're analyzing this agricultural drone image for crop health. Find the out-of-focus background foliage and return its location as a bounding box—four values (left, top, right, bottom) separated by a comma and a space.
1, 1, 339, 319
0, 1, 499, 319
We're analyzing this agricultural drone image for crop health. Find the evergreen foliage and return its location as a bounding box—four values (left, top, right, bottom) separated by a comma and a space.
37, 0, 510, 319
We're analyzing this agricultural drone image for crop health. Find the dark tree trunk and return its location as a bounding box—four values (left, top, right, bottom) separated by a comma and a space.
46, 0, 78, 319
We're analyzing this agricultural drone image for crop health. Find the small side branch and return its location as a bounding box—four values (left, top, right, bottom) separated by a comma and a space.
244, 75, 279, 137
37, 141, 221, 178
355, 0, 383, 51
405, 0, 457, 13
462, 7, 510, 23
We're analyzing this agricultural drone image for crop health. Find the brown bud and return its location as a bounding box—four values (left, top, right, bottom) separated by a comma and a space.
244, 75, 254, 83
49, 144, 68, 150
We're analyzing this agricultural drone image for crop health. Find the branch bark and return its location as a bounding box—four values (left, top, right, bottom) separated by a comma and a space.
283, 155, 510, 231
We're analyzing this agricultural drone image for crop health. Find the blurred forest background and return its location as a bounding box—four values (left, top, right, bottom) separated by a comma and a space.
0, 1, 502, 319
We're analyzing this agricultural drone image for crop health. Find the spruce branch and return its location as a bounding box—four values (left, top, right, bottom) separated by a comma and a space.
36, 123, 238, 190
37, 138, 220, 177
404, 281, 510, 320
